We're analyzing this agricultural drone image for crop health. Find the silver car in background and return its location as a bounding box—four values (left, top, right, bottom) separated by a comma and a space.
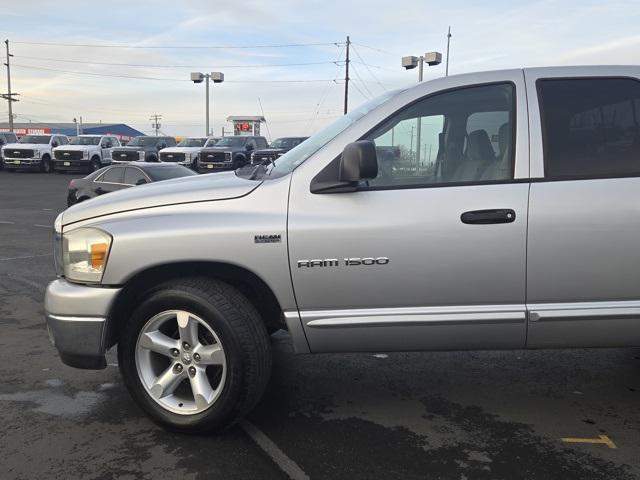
45, 65, 640, 433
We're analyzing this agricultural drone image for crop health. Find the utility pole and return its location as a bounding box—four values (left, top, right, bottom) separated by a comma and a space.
3, 39, 19, 132
150, 114, 162, 136
445, 26, 452, 77
343, 35, 350, 115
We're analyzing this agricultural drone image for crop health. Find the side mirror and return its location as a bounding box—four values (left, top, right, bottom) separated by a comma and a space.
339, 140, 378, 182
52, 142, 59, 148
104, 142, 112, 148
246, 144, 254, 151
135, 178, 148, 186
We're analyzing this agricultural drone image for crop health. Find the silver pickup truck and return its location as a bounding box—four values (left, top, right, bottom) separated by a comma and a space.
45, 66, 640, 433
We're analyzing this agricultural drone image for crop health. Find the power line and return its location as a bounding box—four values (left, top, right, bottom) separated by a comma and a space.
350, 42, 398, 56
349, 62, 373, 98
11, 64, 336, 83
351, 45, 387, 91
13, 55, 340, 69
12, 40, 343, 49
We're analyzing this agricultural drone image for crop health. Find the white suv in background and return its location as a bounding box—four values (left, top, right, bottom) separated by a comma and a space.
1, 134, 69, 173
53, 135, 121, 173
158, 136, 220, 170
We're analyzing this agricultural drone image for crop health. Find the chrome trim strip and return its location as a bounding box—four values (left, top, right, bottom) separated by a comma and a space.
528, 300, 640, 322
283, 311, 311, 353
48, 314, 106, 323
303, 305, 526, 329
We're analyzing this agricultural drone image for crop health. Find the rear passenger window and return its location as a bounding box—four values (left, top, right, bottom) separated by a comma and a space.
538, 78, 640, 179
100, 167, 124, 183
124, 167, 147, 185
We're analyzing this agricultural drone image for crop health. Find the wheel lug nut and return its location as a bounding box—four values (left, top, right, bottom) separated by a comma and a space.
183, 342, 191, 351
194, 353, 201, 362
188, 366, 196, 377
170, 348, 179, 357
174, 364, 183, 373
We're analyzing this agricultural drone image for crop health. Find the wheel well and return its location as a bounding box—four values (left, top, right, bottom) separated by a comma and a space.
42, 153, 51, 160
91, 155, 101, 162
106, 261, 284, 348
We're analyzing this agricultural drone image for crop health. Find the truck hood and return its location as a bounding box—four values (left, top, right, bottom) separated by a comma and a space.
53, 145, 97, 152
160, 146, 203, 154
62, 171, 262, 226
3, 142, 49, 150
112, 146, 146, 151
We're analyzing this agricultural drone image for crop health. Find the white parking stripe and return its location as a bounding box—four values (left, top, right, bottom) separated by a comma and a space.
239, 420, 310, 480
33, 224, 51, 228
0, 253, 52, 262
0, 220, 15, 224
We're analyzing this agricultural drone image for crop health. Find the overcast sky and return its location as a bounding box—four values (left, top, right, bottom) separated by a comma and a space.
2, 0, 640, 139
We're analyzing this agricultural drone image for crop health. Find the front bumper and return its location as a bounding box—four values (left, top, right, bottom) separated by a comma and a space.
197, 162, 232, 173
45, 279, 122, 369
54, 159, 90, 171
3, 157, 42, 169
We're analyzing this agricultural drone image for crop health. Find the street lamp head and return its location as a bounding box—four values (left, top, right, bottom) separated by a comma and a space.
401, 56, 419, 70
210, 72, 224, 83
424, 51, 442, 66
190, 72, 205, 83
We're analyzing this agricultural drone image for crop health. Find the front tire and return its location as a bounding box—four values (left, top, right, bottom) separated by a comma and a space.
90, 157, 101, 172
40, 155, 52, 173
118, 277, 272, 433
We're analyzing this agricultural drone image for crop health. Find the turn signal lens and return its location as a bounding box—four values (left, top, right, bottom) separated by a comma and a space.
90, 243, 108, 269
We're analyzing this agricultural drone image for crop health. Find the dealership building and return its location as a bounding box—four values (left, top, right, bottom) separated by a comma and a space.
0, 122, 145, 143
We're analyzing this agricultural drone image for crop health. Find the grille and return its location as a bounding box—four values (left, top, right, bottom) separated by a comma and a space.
160, 152, 185, 162
54, 150, 83, 161
200, 151, 229, 163
5, 148, 34, 159
112, 150, 139, 162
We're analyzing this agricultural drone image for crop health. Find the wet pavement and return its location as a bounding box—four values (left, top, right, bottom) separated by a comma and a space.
1, 170, 639, 479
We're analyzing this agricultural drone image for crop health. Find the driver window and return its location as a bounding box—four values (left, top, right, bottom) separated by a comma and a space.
366, 83, 515, 188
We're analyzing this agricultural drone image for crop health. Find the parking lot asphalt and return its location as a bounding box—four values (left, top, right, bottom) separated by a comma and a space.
1, 169, 639, 480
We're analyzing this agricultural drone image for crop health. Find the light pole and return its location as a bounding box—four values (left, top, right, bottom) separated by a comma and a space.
401, 52, 442, 166
191, 71, 224, 136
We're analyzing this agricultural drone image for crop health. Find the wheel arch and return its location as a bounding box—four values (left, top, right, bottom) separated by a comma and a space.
105, 261, 284, 348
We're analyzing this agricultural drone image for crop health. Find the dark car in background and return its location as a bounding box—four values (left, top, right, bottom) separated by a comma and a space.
0, 132, 18, 169
250, 136, 308, 165
67, 162, 196, 206
111, 136, 176, 163
197, 135, 268, 173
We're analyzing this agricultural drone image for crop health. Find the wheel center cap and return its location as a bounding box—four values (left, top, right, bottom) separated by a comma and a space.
182, 352, 192, 364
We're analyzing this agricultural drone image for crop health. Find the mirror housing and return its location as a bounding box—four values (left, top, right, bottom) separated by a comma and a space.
245, 144, 254, 151
339, 140, 378, 182
135, 178, 148, 186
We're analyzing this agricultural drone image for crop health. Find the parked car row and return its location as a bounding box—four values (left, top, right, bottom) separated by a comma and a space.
0, 133, 309, 174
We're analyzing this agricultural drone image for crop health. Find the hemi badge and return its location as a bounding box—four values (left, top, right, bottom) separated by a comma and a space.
255, 234, 281, 244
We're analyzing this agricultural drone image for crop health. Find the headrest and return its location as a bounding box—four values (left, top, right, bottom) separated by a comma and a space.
467, 130, 495, 162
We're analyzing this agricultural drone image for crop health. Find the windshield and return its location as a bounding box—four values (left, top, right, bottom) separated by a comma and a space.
204, 137, 220, 147
128, 137, 159, 147
267, 90, 401, 179
270, 137, 307, 149
18, 135, 51, 144
215, 137, 246, 147
70, 136, 101, 146
146, 166, 198, 181
177, 138, 207, 147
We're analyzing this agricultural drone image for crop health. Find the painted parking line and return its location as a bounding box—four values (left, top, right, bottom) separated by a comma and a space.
0, 253, 52, 262
561, 435, 617, 449
33, 224, 51, 228
0, 220, 15, 225
239, 420, 310, 480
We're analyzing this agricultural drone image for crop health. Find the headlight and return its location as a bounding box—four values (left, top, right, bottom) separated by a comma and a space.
33, 150, 41, 158
138, 151, 145, 160
83, 150, 89, 159
53, 213, 63, 277
62, 227, 112, 283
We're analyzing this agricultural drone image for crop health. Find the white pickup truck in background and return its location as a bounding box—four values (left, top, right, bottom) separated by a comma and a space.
53, 134, 121, 173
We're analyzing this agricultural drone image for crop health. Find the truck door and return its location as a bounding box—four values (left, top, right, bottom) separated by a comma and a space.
287, 71, 531, 353
525, 69, 640, 347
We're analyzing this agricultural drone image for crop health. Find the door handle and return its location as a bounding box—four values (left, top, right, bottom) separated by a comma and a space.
461, 209, 516, 224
